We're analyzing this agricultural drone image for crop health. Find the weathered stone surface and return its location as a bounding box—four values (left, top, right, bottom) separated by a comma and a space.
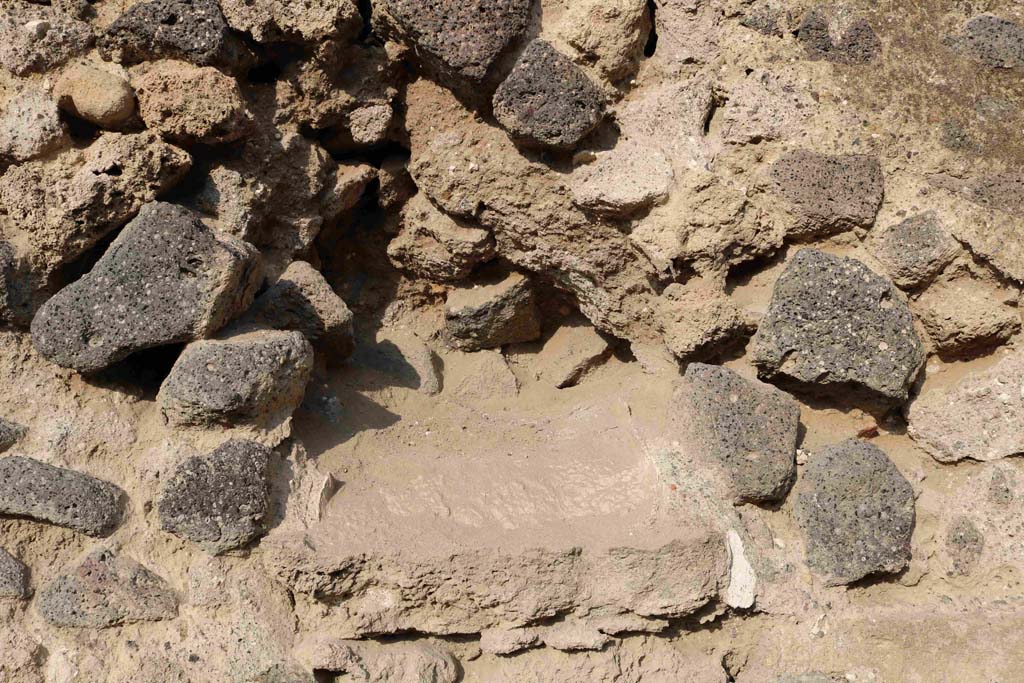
0, 627, 44, 683
908, 351, 1024, 463
445, 271, 541, 350
720, 70, 817, 144
656, 278, 746, 361
54, 62, 136, 129
493, 40, 607, 150
535, 322, 611, 389
0, 4, 93, 76
295, 638, 459, 683
32, 202, 261, 372
98, 0, 248, 70
0, 418, 25, 452
868, 212, 960, 289
373, 0, 532, 82
944, 515, 984, 577
159, 329, 313, 427
912, 274, 1020, 355
768, 150, 884, 238
238, 261, 355, 356
159, 440, 272, 554
0, 88, 68, 163
133, 60, 251, 145
352, 329, 443, 396
480, 628, 541, 655
794, 439, 915, 585
540, 622, 613, 652
557, 0, 650, 81
0, 456, 124, 537
387, 193, 496, 282
221, 0, 361, 43
797, 5, 880, 64
38, 548, 178, 628
675, 364, 799, 504
752, 249, 925, 404
0, 548, 29, 599
570, 141, 674, 217
951, 15, 1024, 69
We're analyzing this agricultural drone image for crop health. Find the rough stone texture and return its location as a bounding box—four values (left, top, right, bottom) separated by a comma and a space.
159, 440, 272, 554
908, 351, 1024, 463
220, 0, 361, 43
794, 439, 915, 586
570, 141, 674, 217
238, 261, 355, 356
656, 278, 746, 361
493, 40, 607, 150
868, 212, 960, 289
720, 70, 817, 145
37, 548, 178, 628
373, 0, 532, 83
768, 150, 884, 238
557, 0, 650, 82
674, 364, 799, 504
951, 15, 1024, 69
0, 417, 26, 452
534, 322, 611, 389
295, 638, 459, 683
752, 249, 925, 404
0, 547, 29, 599
31, 202, 261, 373
98, 0, 248, 70
0, 628, 44, 683
54, 62, 136, 129
133, 60, 251, 145
0, 88, 68, 164
797, 5, 881, 65
0, 456, 124, 537
444, 271, 542, 351
912, 273, 1020, 355
0, 3, 93, 76
158, 329, 314, 428
480, 628, 541, 655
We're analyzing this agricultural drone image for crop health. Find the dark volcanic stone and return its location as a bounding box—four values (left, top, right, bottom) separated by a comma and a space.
0, 4, 94, 76
0, 418, 26, 453
952, 15, 1024, 69
444, 271, 541, 351
98, 0, 248, 69
374, 0, 533, 82
37, 548, 178, 627
797, 6, 880, 65
31, 202, 261, 373
0, 456, 124, 537
794, 439, 915, 586
769, 149, 884, 237
159, 440, 272, 554
0, 547, 29, 599
868, 211, 960, 289
676, 364, 800, 504
752, 249, 924, 405
945, 515, 983, 576
492, 40, 607, 150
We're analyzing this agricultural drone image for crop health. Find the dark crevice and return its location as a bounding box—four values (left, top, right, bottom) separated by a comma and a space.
643, 0, 659, 57
357, 0, 374, 41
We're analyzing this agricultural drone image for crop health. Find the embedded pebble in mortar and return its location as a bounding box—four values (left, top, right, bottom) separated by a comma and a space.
0, 87, 68, 163
797, 5, 881, 64
54, 62, 136, 129
0, 548, 29, 599
0, 3, 93, 76
868, 212, 960, 289
0, 418, 26, 453
951, 15, 1024, 69
445, 270, 541, 351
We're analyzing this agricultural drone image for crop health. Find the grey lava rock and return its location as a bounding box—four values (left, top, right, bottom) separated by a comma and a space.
373, 0, 533, 82
752, 249, 924, 405
159, 440, 272, 554
675, 364, 800, 504
444, 271, 541, 351
37, 548, 178, 628
0, 548, 29, 599
158, 329, 314, 427
952, 15, 1024, 69
769, 150, 884, 237
98, 0, 248, 70
31, 202, 261, 373
794, 439, 915, 586
945, 515, 983, 576
0, 87, 68, 164
868, 212, 960, 289
0, 418, 26, 453
0, 3, 94, 76
493, 40, 607, 150
797, 6, 881, 64
0, 456, 124, 537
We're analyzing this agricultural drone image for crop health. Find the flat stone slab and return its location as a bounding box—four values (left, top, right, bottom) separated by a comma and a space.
0, 548, 29, 599
38, 548, 178, 628
752, 249, 925, 405
445, 270, 541, 351
0, 456, 124, 537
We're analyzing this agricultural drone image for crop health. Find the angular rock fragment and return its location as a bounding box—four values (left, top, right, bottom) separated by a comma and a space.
944, 515, 984, 576
159, 440, 272, 554
38, 548, 178, 628
158, 329, 313, 428
373, 0, 532, 83
98, 0, 248, 70
912, 274, 1020, 355
768, 150, 884, 237
558, 0, 649, 82
0, 418, 25, 453
674, 364, 799, 504
951, 15, 1024, 69
0, 4, 93, 76
868, 212, 960, 289
480, 628, 541, 656
797, 5, 881, 64
794, 439, 915, 585
0, 548, 29, 599
752, 249, 924, 404
238, 261, 354, 356
444, 271, 541, 350
0, 456, 124, 537
0, 88, 68, 164
720, 69, 817, 144
32, 202, 261, 372
535, 321, 611, 389
220, 0, 361, 43
570, 141, 674, 217
54, 62, 136, 129
493, 40, 607, 150
908, 351, 1024, 463
133, 60, 251, 145
295, 638, 459, 683
656, 278, 746, 361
